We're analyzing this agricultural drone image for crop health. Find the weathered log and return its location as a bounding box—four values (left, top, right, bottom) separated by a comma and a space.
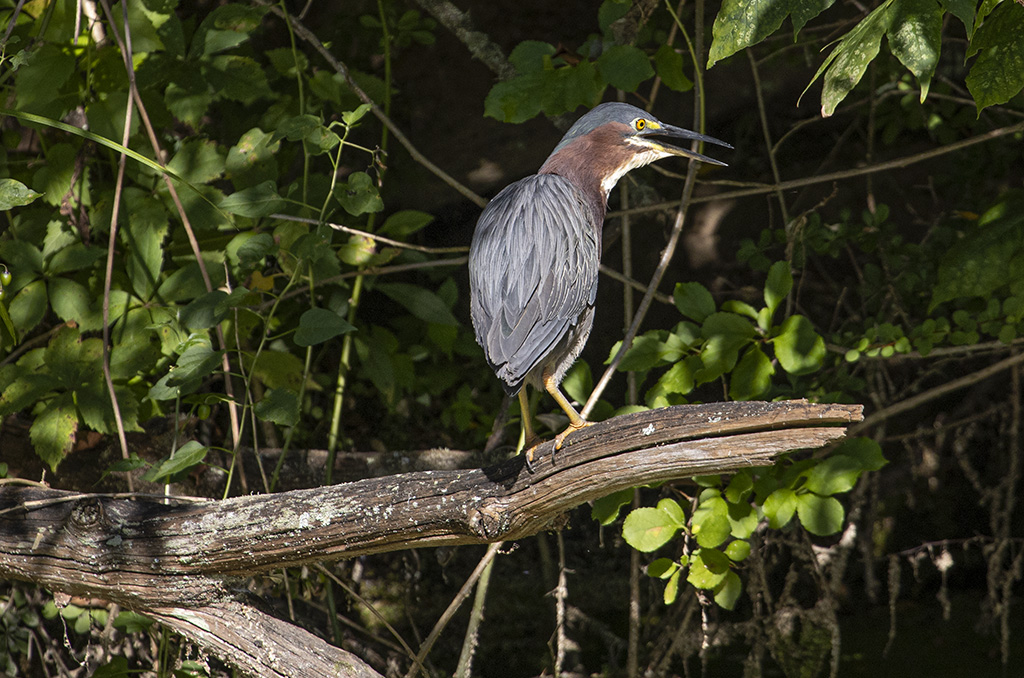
0, 400, 862, 678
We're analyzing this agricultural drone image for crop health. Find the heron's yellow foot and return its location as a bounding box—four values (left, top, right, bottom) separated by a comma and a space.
554, 419, 594, 450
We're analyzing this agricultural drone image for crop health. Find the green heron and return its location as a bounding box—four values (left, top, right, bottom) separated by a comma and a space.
469, 102, 730, 462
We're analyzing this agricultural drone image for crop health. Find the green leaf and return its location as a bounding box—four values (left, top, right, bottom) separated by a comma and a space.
930, 193, 1024, 308
803, 0, 895, 117
966, 2, 1024, 113
221, 181, 285, 218
508, 40, 556, 74
562, 361, 593, 405
254, 388, 299, 427
763, 487, 797, 529
205, 55, 272, 104
376, 282, 459, 326
687, 548, 730, 589
113, 611, 155, 634
647, 557, 679, 579
294, 308, 357, 346
596, 45, 655, 91
803, 455, 866, 495
674, 282, 716, 322
142, 441, 209, 483
887, 0, 942, 102
725, 540, 752, 562
226, 127, 280, 189
764, 261, 792, 320
338, 172, 384, 216
728, 345, 775, 400
615, 332, 679, 372
30, 393, 78, 472
92, 656, 129, 678
724, 472, 754, 504
0, 179, 43, 209
657, 498, 687, 526
714, 570, 743, 610
772, 314, 826, 375
379, 210, 435, 238
654, 44, 693, 92
698, 312, 756, 382
836, 437, 888, 471
796, 493, 845, 536
167, 139, 224, 185
692, 495, 732, 548
0, 297, 17, 349
592, 488, 635, 525
940, 0, 976, 36
708, 0, 837, 68
664, 569, 681, 605
623, 506, 681, 552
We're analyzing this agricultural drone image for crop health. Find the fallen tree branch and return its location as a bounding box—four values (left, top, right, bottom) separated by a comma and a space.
0, 400, 861, 678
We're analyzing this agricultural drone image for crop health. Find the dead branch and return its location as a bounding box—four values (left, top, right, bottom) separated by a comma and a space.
0, 400, 861, 678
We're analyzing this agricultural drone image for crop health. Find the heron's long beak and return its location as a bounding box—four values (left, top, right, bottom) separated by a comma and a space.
640, 123, 732, 166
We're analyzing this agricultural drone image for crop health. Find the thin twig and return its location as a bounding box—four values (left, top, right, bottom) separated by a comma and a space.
405, 542, 503, 678
271, 213, 469, 254
852, 351, 1024, 434
612, 119, 1024, 217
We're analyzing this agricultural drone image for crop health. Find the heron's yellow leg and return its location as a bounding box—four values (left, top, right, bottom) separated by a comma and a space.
543, 371, 594, 449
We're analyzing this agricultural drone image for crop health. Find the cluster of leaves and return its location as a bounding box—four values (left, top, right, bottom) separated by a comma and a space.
0, 1, 487, 473
602, 261, 826, 409
485, 0, 694, 123
594, 438, 887, 609
710, 0, 1024, 116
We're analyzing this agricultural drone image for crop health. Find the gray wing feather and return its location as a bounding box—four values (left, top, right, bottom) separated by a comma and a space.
469, 174, 599, 394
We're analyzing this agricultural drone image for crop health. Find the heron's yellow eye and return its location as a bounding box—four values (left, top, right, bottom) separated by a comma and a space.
635, 119, 646, 131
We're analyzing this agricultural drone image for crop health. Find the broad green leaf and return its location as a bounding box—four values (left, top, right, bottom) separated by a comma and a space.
804, 0, 895, 117
592, 488, 635, 525
796, 493, 845, 536
966, 2, 1024, 114
379, 210, 435, 238
698, 312, 756, 382
508, 41, 556, 74
836, 437, 888, 471
294, 308, 357, 346
803, 454, 866, 495
0, 179, 42, 209
623, 506, 681, 552
14, 44, 75, 116
763, 487, 798, 528
764, 261, 792, 320
709, 0, 837, 67
484, 73, 548, 123
0, 372, 58, 416
654, 44, 693, 92
657, 498, 687, 526
692, 495, 732, 548
254, 388, 300, 427
30, 393, 78, 471
728, 345, 775, 400
674, 282, 716, 322
940, 0, 976, 35
167, 139, 224, 185
687, 548, 731, 589
724, 472, 754, 503
9, 279, 48, 334
562, 361, 593, 405
614, 332, 677, 372
221, 181, 285, 218
596, 45, 655, 91
772, 314, 826, 375
727, 501, 759, 539
249, 350, 311, 392
113, 611, 155, 634
180, 291, 230, 330
888, 0, 943, 102
338, 172, 384, 216
647, 557, 679, 579
142, 441, 209, 483
725, 540, 752, 562
930, 193, 1024, 308
205, 55, 272, 104
714, 570, 743, 610
48, 278, 100, 330
226, 127, 280, 189
342, 103, 373, 126
149, 341, 222, 400
376, 282, 459, 326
